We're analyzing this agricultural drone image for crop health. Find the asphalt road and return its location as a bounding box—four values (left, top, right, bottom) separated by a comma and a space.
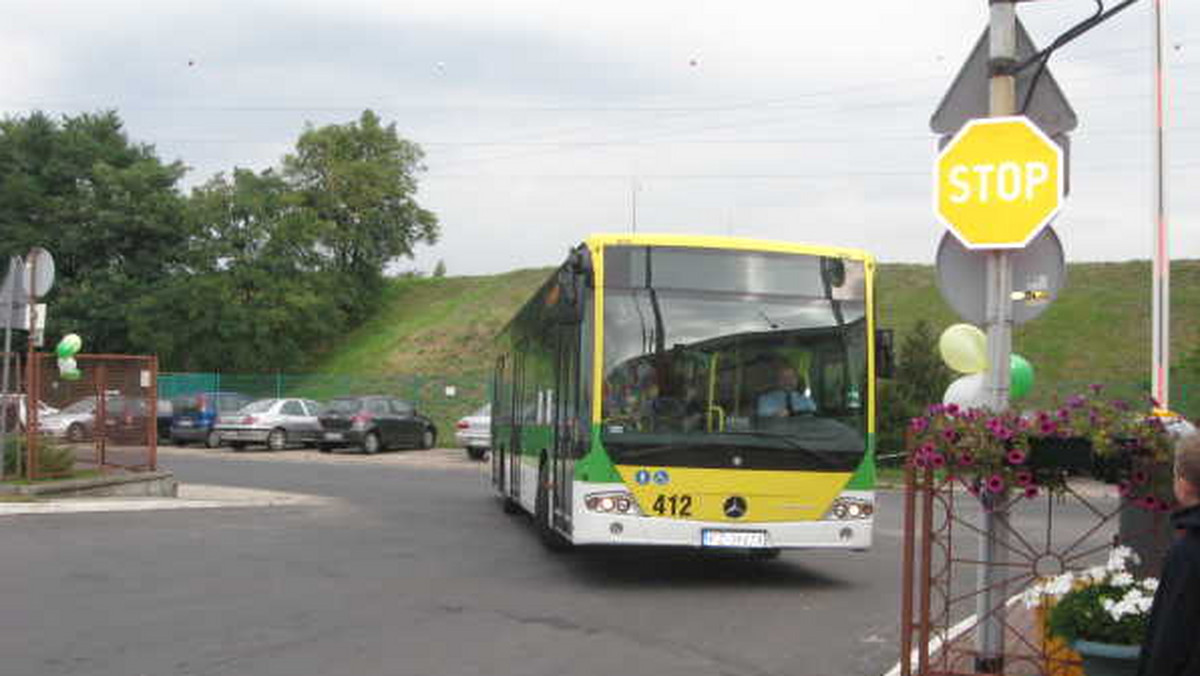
0, 448, 1119, 676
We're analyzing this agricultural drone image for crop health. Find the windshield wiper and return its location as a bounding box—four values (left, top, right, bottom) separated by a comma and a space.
716, 431, 837, 467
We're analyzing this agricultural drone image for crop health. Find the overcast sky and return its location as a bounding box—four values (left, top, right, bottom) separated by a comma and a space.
2, 0, 1196, 275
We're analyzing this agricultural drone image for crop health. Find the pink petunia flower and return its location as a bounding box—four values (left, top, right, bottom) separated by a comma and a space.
930, 453, 947, 469
1024, 486, 1039, 499
1015, 471, 1033, 487
1132, 470, 1150, 485
1118, 480, 1133, 498
910, 417, 929, 433
1006, 449, 1027, 465
986, 475, 1005, 494
957, 451, 975, 467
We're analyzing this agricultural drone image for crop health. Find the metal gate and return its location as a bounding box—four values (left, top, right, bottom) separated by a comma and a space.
25, 353, 158, 479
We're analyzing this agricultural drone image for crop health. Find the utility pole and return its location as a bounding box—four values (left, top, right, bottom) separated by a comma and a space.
976, 0, 1017, 672
1150, 0, 1169, 411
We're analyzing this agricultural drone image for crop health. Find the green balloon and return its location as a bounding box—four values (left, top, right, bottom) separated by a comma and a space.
56, 333, 81, 359
1010, 354, 1034, 399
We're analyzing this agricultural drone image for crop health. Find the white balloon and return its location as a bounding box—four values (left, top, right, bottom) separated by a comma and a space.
943, 373, 988, 409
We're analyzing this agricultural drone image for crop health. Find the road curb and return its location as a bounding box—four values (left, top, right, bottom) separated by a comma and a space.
0, 484, 333, 517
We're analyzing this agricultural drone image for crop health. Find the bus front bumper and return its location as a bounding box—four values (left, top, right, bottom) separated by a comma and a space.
570, 511, 873, 550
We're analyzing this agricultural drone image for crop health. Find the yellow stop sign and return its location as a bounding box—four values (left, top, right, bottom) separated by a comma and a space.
934, 116, 1064, 249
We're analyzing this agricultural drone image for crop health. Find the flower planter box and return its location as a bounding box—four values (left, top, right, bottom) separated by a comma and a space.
1029, 436, 1094, 474
1073, 640, 1140, 676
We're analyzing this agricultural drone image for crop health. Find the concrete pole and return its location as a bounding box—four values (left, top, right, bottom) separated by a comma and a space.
1150, 0, 1169, 410
1121, 0, 1173, 583
975, 1, 1017, 672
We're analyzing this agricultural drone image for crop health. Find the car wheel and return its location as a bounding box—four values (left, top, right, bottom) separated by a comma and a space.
205, 430, 222, 449
267, 428, 287, 451
362, 431, 381, 455
420, 428, 436, 450
229, 442, 247, 451
171, 437, 187, 447
67, 423, 85, 443
467, 447, 487, 461
317, 444, 334, 453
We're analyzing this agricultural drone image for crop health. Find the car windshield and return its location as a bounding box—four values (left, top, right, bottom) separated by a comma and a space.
61, 399, 96, 414
600, 246, 869, 471
327, 399, 363, 415
241, 399, 277, 414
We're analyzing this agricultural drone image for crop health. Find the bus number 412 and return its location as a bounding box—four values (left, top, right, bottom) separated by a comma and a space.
652, 494, 693, 517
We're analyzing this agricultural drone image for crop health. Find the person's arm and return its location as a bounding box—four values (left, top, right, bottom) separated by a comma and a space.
1140, 544, 1200, 676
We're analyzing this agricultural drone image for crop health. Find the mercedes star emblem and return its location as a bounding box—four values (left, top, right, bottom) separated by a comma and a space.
723, 496, 748, 519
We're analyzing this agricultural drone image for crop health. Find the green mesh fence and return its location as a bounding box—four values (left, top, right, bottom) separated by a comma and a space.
158, 372, 492, 446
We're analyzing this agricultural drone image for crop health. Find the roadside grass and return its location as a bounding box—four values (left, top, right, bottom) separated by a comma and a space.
1, 469, 102, 486
875, 465, 907, 489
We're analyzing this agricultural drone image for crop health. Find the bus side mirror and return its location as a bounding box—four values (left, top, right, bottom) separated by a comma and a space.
876, 329, 895, 379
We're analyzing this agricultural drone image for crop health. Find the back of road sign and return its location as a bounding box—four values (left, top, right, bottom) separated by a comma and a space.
930, 18, 1077, 138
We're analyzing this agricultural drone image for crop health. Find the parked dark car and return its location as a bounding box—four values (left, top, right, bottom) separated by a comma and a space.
156, 398, 173, 441
170, 391, 254, 448
316, 395, 437, 454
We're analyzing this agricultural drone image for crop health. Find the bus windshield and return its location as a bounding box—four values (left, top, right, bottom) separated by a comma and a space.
600, 246, 869, 471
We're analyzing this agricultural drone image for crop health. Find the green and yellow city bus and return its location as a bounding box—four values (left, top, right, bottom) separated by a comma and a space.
491, 234, 892, 554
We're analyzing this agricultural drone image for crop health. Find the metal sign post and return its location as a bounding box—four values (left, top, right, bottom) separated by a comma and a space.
0, 257, 20, 479
977, 4, 1017, 672
21, 248, 54, 481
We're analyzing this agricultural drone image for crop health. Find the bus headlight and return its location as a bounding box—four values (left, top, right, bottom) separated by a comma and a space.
585, 490, 643, 516
824, 496, 874, 521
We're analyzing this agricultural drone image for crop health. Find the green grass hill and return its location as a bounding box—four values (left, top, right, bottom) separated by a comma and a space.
313, 260, 1200, 435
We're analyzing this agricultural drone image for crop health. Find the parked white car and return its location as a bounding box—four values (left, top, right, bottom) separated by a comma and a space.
39, 398, 98, 441
454, 403, 491, 461
0, 394, 59, 432
214, 398, 324, 451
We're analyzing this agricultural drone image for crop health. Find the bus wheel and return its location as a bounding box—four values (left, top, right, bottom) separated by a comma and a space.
536, 460, 572, 552
502, 497, 522, 514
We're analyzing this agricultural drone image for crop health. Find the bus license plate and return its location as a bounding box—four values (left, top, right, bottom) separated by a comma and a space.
702, 530, 769, 549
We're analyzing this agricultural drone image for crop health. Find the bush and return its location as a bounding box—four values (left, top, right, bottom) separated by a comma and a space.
1, 435, 75, 479
877, 320, 952, 460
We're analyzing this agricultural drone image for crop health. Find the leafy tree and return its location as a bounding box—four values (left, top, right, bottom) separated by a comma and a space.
282, 110, 438, 320
0, 111, 189, 353
130, 169, 345, 371
877, 320, 953, 456
433, 259, 446, 278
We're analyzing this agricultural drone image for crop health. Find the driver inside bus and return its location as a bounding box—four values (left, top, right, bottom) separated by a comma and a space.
756, 360, 816, 417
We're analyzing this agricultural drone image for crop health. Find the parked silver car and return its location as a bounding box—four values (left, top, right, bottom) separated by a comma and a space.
39, 397, 99, 441
214, 398, 324, 451
454, 403, 491, 461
